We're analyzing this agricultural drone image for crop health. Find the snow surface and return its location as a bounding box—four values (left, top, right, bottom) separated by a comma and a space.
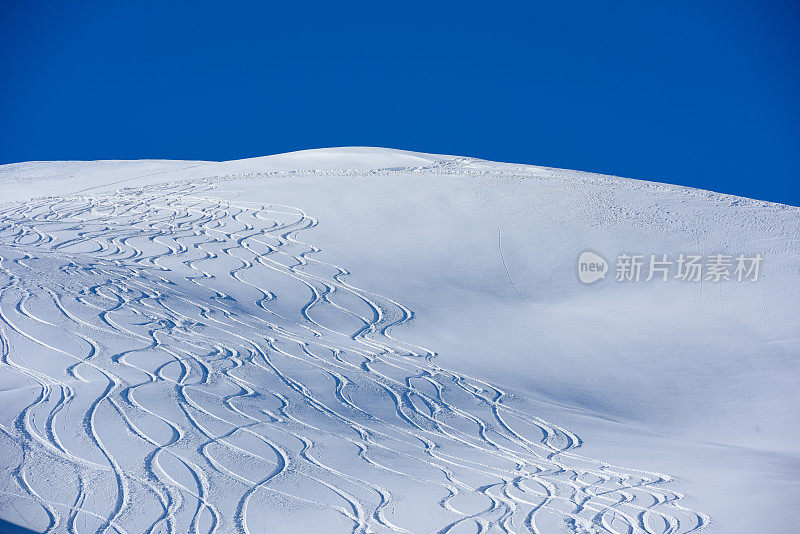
0, 147, 797, 533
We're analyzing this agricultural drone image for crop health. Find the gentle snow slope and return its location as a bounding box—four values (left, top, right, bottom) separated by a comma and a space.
0, 147, 797, 533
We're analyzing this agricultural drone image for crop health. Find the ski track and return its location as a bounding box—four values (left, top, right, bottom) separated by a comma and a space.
0, 167, 709, 533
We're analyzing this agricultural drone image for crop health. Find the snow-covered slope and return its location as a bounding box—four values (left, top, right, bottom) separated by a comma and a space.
0, 148, 797, 533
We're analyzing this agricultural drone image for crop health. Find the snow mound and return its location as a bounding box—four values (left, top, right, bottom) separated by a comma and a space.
0, 148, 797, 533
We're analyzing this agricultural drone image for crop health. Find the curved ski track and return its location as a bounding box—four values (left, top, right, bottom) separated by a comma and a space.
0, 170, 708, 533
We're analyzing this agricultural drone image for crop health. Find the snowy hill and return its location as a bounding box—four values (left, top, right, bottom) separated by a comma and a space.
0, 148, 797, 533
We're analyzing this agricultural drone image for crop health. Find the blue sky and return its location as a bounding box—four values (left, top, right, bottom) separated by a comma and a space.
2, 1, 799, 205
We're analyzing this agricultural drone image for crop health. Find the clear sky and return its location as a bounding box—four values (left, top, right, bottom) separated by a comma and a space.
2, 1, 799, 205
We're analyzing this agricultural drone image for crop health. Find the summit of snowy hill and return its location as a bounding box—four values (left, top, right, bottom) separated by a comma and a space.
0, 148, 798, 533
220, 146, 456, 171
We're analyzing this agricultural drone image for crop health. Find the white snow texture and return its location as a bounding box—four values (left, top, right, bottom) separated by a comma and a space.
0, 148, 797, 533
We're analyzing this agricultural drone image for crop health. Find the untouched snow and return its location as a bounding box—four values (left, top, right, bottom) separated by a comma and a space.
0, 147, 797, 533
